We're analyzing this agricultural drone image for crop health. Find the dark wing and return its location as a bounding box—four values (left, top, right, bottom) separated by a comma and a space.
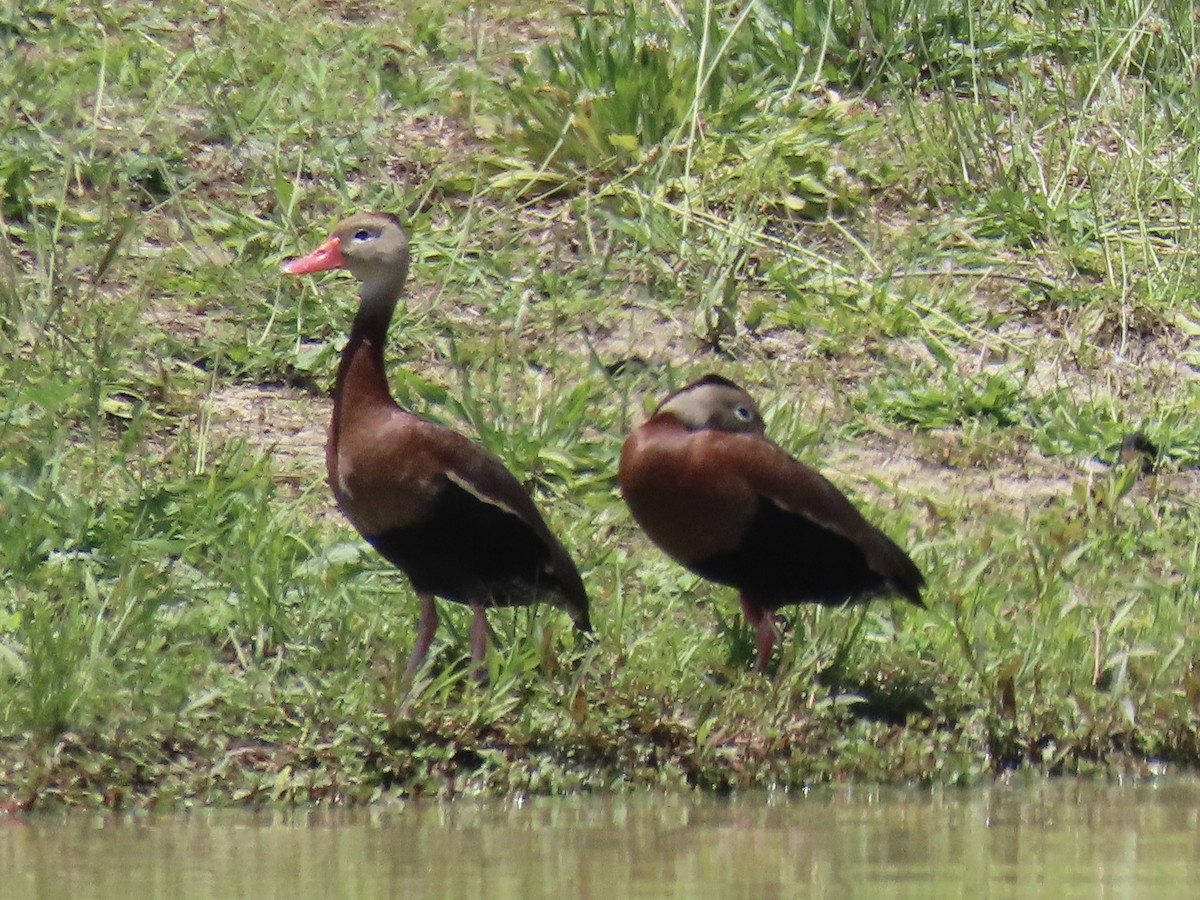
709, 434, 925, 606
371, 424, 591, 626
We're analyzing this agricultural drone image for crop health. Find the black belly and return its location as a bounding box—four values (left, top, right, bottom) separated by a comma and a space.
364, 480, 561, 609
687, 500, 886, 608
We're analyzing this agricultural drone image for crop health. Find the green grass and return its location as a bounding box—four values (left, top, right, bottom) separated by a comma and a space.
3, 0, 1200, 807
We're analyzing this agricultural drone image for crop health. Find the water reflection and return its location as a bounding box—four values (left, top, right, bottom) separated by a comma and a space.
4, 780, 1200, 898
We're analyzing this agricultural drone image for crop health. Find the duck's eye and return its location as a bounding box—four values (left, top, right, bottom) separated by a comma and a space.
353, 229, 372, 241
733, 404, 753, 421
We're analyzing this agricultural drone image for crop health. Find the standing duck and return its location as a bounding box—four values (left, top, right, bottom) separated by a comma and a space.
283, 212, 591, 673
618, 374, 923, 674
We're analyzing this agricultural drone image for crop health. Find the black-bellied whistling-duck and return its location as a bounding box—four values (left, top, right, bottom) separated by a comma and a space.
283, 212, 591, 673
618, 374, 924, 674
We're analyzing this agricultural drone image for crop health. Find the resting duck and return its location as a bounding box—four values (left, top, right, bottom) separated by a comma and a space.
283, 212, 591, 672
618, 374, 923, 673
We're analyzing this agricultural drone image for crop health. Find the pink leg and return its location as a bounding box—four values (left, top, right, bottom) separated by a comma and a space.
469, 606, 492, 678
740, 595, 777, 675
406, 593, 439, 674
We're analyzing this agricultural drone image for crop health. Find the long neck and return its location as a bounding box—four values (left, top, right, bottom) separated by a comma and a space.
332, 279, 403, 426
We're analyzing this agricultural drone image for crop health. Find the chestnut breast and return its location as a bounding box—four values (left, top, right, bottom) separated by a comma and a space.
619, 418, 761, 564
332, 405, 462, 538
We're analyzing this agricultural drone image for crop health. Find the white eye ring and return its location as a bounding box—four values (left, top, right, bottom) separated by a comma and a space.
733, 405, 753, 421
353, 229, 372, 241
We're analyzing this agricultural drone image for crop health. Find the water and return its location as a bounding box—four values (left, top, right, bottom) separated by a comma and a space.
4, 780, 1199, 899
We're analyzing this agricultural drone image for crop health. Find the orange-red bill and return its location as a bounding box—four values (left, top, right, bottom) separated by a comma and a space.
282, 236, 345, 275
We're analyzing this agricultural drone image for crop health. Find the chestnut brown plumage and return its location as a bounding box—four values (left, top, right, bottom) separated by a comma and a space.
283, 212, 591, 673
618, 374, 923, 674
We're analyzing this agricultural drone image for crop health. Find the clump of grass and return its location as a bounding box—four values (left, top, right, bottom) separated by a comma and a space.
747, 0, 1031, 95
498, 0, 885, 222
502, 0, 760, 183
864, 362, 1035, 431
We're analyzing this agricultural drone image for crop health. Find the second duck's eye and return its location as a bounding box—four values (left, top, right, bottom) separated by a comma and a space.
733, 405, 753, 421
353, 229, 372, 241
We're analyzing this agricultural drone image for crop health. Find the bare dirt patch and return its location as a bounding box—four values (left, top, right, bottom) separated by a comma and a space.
830, 437, 1078, 511
203, 382, 328, 482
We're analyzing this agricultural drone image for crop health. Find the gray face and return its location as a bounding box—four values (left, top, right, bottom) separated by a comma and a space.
656, 381, 765, 434
334, 213, 410, 288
